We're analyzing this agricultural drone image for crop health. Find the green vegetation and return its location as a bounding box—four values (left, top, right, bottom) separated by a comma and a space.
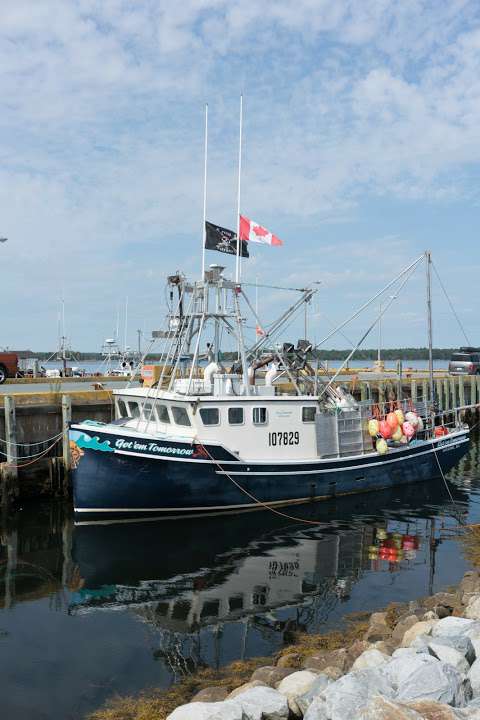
16, 347, 457, 361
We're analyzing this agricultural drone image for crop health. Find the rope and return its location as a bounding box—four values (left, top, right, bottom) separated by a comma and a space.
432, 262, 471, 347
198, 436, 470, 529
197, 442, 329, 526
0, 431, 64, 448
1, 436, 63, 468
430, 439, 466, 525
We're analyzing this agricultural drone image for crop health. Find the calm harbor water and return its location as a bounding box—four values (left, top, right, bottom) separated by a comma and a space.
1, 435, 480, 720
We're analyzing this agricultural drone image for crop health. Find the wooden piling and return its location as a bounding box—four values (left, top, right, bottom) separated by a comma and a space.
0, 396, 19, 507
443, 379, 450, 411
61, 395, 72, 496
459, 376, 465, 408
411, 379, 417, 404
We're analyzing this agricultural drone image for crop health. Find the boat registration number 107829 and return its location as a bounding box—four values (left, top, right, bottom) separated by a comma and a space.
268, 431, 300, 446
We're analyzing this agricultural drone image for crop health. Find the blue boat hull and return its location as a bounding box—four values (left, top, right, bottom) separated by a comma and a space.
70, 426, 470, 522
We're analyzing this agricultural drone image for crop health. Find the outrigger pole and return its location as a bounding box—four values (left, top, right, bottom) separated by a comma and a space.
235, 94, 243, 283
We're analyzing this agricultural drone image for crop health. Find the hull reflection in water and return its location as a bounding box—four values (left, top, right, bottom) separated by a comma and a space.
69, 477, 468, 675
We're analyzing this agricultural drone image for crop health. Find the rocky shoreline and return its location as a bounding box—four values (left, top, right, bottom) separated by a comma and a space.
164, 570, 480, 719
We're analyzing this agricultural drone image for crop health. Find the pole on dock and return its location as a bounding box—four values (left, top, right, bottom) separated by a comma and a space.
1, 396, 18, 507
62, 395, 71, 491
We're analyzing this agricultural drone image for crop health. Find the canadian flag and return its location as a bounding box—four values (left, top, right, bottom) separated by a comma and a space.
239, 215, 283, 246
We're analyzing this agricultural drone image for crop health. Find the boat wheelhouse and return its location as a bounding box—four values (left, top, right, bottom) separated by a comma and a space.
70, 257, 470, 523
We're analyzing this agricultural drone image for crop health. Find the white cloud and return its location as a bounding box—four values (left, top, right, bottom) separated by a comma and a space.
1, 1, 480, 349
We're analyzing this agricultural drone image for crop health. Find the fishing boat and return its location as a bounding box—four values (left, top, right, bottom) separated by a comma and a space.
70, 253, 470, 523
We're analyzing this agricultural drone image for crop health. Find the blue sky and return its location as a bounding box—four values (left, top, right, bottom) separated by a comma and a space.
1, 0, 479, 352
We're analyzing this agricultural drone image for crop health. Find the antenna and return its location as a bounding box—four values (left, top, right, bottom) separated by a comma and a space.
235, 94, 243, 283
124, 296, 128, 353
201, 103, 208, 280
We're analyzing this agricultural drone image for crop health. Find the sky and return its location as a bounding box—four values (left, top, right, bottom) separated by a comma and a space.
1, 0, 480, 353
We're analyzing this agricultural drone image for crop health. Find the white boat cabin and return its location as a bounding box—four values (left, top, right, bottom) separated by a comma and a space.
112, 385, 323, 461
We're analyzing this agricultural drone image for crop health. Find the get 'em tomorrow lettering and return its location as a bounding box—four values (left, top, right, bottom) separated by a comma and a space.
114, 438, 193, 456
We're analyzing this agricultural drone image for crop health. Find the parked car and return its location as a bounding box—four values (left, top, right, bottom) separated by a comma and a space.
0, 352, 19, 383
448, 347, 480, 375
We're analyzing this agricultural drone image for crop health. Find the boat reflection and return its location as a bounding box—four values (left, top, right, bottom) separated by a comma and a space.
0, 445, 476, 677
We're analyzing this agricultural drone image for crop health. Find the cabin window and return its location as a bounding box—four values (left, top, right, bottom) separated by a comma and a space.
200, 407, 219, 425
157, 404, 171, 424
253, 407, 268, 425
117, 399, 129, 418
228, 407, 244, 425
142, 401, 155, 421
172, 406, 191, 426
302, 407, 316, 422
128, 401, 140, 418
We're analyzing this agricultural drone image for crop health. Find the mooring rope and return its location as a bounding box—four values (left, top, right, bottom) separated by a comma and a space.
197, 436, 469, 529
430, 438, 467, 526
0, 436, 63, 468
0, 430, 64, 447
197, 442, 334, 526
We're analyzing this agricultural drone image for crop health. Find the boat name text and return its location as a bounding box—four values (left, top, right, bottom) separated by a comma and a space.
115, 438, 193, 456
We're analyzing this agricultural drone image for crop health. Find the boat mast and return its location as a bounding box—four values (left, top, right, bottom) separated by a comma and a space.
201, 103, 208, 280
425, 250, 435, 412
235, 95, 243, 284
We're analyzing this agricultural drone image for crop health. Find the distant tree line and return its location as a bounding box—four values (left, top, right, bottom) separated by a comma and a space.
15, 347, 460, 361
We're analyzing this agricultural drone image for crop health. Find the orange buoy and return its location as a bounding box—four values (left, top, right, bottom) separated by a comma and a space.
379, 420, 392, 440
386, 412, 399, 430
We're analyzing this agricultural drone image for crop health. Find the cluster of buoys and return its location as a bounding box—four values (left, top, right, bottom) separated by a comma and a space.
368, 408, 425, 455
368, 528, 419, 563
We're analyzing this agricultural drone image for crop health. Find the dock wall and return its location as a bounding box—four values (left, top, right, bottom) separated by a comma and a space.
0, 390, 112, 507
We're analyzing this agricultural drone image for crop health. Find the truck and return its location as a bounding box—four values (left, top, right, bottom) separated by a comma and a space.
0, 352, 19, 383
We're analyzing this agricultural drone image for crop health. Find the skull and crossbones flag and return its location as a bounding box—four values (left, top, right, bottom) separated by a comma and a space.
205, 221, 249, 257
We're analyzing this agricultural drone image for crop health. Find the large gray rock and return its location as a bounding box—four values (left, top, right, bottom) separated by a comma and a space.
322, 668, 395, 720
352, 648, 390, 671
427, 635, 476, 665
231, 686, 290, 720
392, 646, 429, 659
304, 697, 329, 719
464, 626, 480, 660
389, 653, 471, 706
167, 701, 243, 720
296, 674, 332, 716
432, 617, 478, 639
468, 659, 480, 697
276, 670, 318, 716
428, 640, 471, 674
